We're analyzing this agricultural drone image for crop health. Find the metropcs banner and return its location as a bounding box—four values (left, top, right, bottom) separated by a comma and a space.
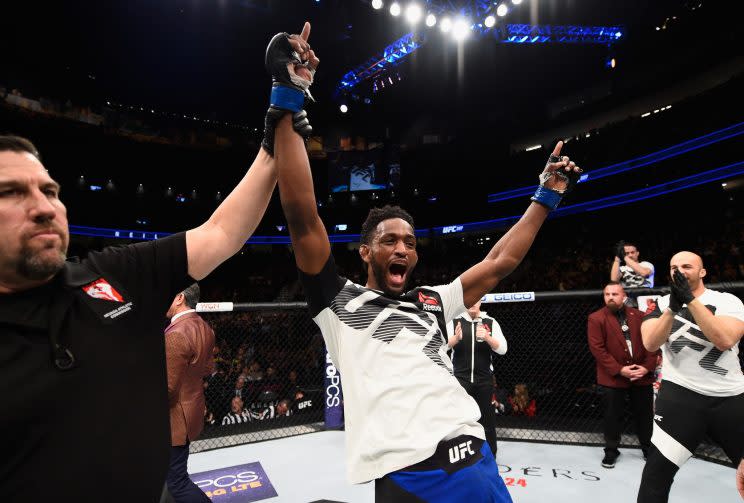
191, 462, 277, 502
324, 351, 344, 428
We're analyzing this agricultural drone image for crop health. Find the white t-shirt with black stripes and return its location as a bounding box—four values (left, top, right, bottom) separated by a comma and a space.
646, 289, 744, 397
300, 257, 484, 484
221, 410, 251, 425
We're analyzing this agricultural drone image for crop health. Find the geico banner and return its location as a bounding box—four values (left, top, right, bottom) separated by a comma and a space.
324, 351, 344, 429
481, 292, 536, 303
190, 462, 277, 502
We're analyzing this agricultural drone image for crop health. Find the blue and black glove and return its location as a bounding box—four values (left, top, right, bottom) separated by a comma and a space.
531, 142, 583, 210
261, 27, 318, 156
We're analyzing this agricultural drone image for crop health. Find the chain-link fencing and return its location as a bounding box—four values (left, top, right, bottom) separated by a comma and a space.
190, 283, 743, 466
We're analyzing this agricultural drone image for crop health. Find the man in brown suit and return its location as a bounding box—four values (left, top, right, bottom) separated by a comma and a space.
164, 283, 214, 502
588, 281, 657, 469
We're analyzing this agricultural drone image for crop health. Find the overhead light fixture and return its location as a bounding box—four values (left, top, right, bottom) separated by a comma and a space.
372, 0, 383, 9
440, 17, 452, 33
641, 112, 651, 117
452, 18, 470, 40
525, 145, 541, 152
496, 4, 508, 16
340, 104, 349, 113
425, 13, 436, 26
512, 0, 523, 4
390, 2, 401, 16
405, 3, 422, 23
484, 15, 496, 28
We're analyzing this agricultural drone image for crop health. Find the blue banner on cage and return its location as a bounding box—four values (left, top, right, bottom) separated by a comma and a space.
324, 351, 344, 429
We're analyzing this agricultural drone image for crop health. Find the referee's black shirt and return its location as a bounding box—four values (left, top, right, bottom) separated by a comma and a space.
0, 232, 192, 502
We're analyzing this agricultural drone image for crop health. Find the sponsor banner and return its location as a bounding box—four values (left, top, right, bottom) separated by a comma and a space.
197, 302, 235, 313
482, 292, 535, 303
191, 462, 277, 502
324, 352, 344, 429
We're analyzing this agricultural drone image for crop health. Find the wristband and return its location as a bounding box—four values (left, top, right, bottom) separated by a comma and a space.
270, 85, 304, 113
531, 185, 562, 210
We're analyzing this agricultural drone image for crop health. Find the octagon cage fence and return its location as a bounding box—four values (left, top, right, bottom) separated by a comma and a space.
191, 282, 744, 466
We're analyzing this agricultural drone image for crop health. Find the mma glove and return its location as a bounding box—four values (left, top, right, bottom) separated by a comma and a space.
614, 241, 626, 264
531, 154, 582, 210
261, 31, 316, 156
668, 270, 694, 313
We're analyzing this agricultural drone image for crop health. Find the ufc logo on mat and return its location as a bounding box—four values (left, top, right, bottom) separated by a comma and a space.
448, 441, 475, 463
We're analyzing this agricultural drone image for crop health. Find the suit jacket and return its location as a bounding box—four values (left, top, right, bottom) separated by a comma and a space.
587, 306, 657, 388
165, 311, 215, 446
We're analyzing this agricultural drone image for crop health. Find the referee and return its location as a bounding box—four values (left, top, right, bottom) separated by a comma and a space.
447, 301, 508, 456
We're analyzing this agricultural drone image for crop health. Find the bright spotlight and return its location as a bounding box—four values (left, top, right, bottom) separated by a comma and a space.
512, 0, 522, 4
496, 3, 508, 16
340, 104, 348, 113
389, 2, 401, 16
425, 13, 436, 26
371, 0, 383, 9
440, 17, 452, 33
484, 15, 495, 28
405, 4, 422, 23
452, 18, 470, 40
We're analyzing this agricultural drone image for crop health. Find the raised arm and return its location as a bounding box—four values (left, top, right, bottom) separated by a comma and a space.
670, 270, 744, 351
642, 305, 675, 352
185, 150, 276, 280
447, 320, 463, 348
610, 258, 622, 282
459, 142, 582, 308
275, 115, 330, 274
624, 255, 653, 278
265, 23, 330, 275
610, 242, 624, 281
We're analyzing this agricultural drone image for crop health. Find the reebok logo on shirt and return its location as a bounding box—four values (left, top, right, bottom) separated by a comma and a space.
419, 292, 443, 312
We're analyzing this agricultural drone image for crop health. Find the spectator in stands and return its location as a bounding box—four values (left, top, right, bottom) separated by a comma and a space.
249, 391, 277, 421
204, 410, 216, 427
245, 360, 264, 381
587, 281, 656, 469
205, 362, 229, 420
233, 375, 248, 401
276, 399, 292, 417
259, 365, 282, 395
283, 369, 302, 399
611, 241, 655, 288
221, 397, 250, 426
491, 377, 511, 416
508, 384, 536, 417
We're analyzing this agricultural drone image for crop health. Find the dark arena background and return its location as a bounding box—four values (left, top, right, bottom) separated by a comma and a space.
2, 0, 743, 502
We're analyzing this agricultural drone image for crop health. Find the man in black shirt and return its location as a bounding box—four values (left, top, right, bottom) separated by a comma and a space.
447, 301, 508, 456
0, 133, 279, 502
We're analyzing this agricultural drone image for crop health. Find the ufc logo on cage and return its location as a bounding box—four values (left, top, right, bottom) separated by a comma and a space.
448, 440, 475, 463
